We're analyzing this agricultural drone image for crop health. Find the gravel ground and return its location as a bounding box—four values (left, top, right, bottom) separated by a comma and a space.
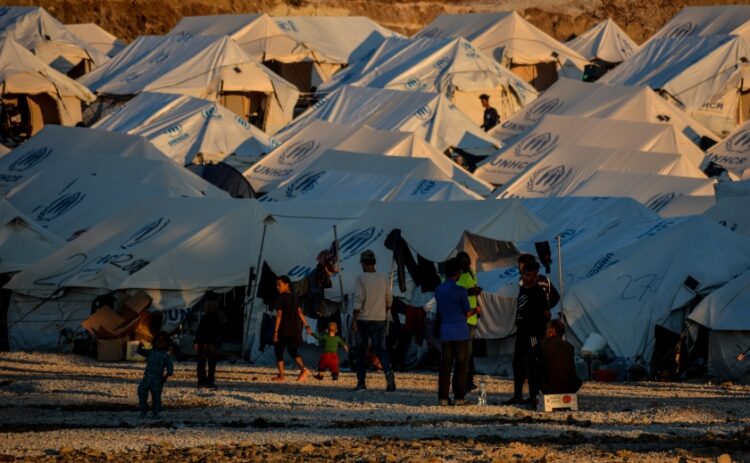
1, 352, 749, 462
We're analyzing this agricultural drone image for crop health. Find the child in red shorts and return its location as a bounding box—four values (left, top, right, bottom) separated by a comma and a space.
309, 321, 348, 380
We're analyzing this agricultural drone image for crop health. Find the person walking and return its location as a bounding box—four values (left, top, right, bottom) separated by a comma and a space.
479, 94, 499, 132
351, 249, 396, 392
435, 258, 478, 406
194, 301, 221, 387
272, 275, 312, 382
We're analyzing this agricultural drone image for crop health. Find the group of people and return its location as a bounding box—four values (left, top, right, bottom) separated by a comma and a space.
134, 249, 582, 418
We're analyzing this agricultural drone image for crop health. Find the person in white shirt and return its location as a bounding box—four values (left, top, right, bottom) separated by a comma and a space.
351, 249, 396, 392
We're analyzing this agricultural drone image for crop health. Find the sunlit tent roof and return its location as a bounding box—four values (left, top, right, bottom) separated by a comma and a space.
0, 126, 227, 197
79, 34, 300, 133
477, 114, 704, 185
416, 11, 588, 91
647, 5, 750, 43
489, 78, 714, 162
274, 85, 501, 156
601, 34, 750, 136
66, 23, 126, 58
0, 6, 108, 74
93, 92, 274, 165
705, 119, 750, 178
242, 120, 493, 195
0, 38, 95, 133
566, 19, 639, 63
317, 36, 538, 125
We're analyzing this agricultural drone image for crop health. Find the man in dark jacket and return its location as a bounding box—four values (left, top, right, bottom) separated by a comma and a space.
194, 301, 222, 387
504, 261, 550, 405
479, 94, 499, 132
527, 319, 582, 406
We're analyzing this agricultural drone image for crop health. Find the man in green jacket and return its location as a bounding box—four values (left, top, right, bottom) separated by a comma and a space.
456, 251, 482, 390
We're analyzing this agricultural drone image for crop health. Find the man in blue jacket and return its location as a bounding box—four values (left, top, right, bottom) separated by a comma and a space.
435, 258, 479, 406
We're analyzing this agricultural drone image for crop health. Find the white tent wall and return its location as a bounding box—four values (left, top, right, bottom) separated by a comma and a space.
564, 216, 750, 363
704, 195, 750, 236
0, 198, 63, 273
273, 85, 501, 157
0, 7, 109, 75
647, 5, 750, 43
66, 23, 126, 58
565, 19, 639, 64
93, 92, 274, 166
601, 35, 750, 136
416, 12, 588, 91
706, 120, 750, 178
0, 38, 96, 133
477, 114, 698, 186
488, 78, 714, 163
322, 36, 538, 125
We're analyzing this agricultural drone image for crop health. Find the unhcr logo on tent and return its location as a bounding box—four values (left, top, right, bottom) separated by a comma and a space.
164, 124, 189, 146
514, 132, 559, 158
36, 192, 86, 223
150, 51, 171, 64
586, 252, 619, 278
462, 41, 479, 59
278, 140, 320, 166
120, 217, 171, 250
201, 107, 222, 120
644, 192, 676, 213
434, 57, 451, 70
525, 165, 572, 194
664, 22, 696, 39
411, 180, 436, 196
724, 129, 750, 154
415, 105, 433, 121
285, 171, 325, 198
235, 116, 251, 130
337, 227, 384, 260
404, 78, 428, 92
9, 147, 52, 172
125, 72, 142, 83
524, 98, 563, 122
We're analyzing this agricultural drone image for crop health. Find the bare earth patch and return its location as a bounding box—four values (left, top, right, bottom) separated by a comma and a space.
0, 352, 749, 462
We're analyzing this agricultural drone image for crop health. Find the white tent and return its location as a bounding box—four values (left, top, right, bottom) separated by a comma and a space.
565, 216, 750, 362
416, 11, 588, 91
568, 172, 715, 214
0, 125, 226, 196
477, 114, 704, 185
0, 6, 108, 76
704, 194, 750, 236
4, 154, 227, 244
706, 120, 750, 178
0, 38, 95, 135
66, 23, 126, 58
495, 145, 708, 200
648, 6, 750, 43
243, 120, 493, 195
78, 35, 300, 133
93, 92, 275, 165
489, 78, 714, 162
170, 14, 400, 92
0, 198, 62, 273
566, 19, 639, 64
317, 36, 538, 125
688, 269, 750, 380
601, 35, 750, 136
5, 197, 318, 350
273, 85, 501, 156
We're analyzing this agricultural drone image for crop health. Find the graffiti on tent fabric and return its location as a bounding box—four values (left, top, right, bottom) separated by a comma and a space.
617, 273, 663, 303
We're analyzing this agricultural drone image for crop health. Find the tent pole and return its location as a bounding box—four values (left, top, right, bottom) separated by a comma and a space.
242, 219, 269, 359
556, 234, 564, 317
332, 225, 348, 345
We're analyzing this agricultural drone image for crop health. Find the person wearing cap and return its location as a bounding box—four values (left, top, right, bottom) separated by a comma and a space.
456, 251, 482, 391
479, 94, 499, 132
351, 249, 396, 392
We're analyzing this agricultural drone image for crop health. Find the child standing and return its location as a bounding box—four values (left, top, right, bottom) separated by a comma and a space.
273, 275, 312, 382
310, 321, 348, 380
137, 332, 174, 419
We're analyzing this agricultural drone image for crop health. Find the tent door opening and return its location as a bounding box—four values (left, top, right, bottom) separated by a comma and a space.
220, 92, 268, 131
511, 62, 558, 92
264, 60, 314, 93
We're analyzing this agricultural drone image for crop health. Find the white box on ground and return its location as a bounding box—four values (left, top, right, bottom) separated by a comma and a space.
537, 393, 578, 412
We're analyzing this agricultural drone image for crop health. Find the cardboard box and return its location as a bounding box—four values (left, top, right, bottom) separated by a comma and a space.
121, 290, 152, 321
97, 338, 125, 362
81, 306, 122, 339
81, 291, 154, 341
537, 393, 578, 412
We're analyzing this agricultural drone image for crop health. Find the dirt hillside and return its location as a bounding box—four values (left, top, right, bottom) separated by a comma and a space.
5, 0, 750, 45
